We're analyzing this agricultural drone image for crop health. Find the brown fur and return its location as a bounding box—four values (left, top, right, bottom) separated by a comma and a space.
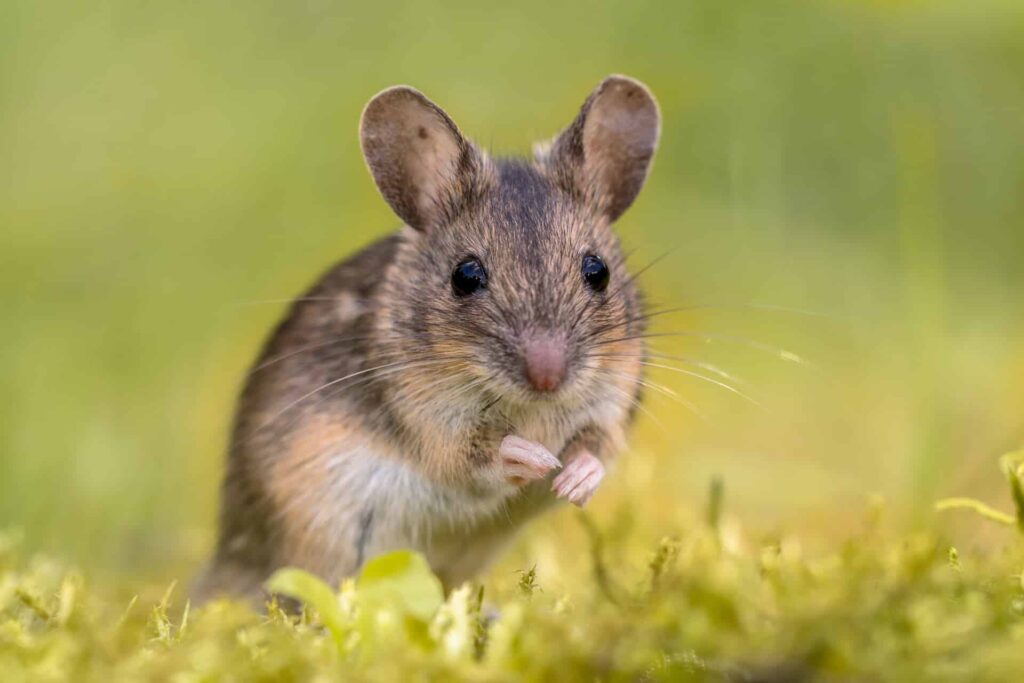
195, 76, 660, 603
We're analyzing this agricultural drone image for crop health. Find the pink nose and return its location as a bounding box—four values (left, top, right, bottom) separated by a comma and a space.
523, 335, 567, 392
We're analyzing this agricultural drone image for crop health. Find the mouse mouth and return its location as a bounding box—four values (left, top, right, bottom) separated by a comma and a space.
467, 333, 591, 411
479, 382, 570, 418
480, 362, 589, 413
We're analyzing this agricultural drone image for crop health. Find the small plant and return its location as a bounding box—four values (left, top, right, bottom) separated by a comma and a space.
515, 565, 540, 598
936, 449, 1024, 534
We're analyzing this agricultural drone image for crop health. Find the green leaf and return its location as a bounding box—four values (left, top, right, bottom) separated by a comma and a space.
357, 550, 444, 621
266, 568, 347, 647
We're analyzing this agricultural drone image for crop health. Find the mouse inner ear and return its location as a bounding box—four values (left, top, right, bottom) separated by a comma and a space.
360, 86, 486, 232
539, 75, 661, 223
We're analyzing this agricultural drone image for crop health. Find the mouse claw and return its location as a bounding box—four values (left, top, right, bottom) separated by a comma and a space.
499, 435, 561, 486
552, 451, 605, 507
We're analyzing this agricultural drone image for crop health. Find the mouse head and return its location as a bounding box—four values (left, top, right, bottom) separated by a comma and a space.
361, 76, 659, 412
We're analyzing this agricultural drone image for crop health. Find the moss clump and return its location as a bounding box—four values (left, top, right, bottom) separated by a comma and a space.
1, 510, 1022, 682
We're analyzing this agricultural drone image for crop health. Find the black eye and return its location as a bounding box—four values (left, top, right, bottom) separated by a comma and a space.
451, 257, 488, 297
581, 254, 609, 293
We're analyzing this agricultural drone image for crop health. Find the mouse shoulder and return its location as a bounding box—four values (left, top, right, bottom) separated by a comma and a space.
259, 232, 403, 355
310, 232, 404, 302
234, 232, 406, 433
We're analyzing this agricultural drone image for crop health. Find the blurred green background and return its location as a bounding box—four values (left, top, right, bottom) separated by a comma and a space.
2, 0, 1023, 579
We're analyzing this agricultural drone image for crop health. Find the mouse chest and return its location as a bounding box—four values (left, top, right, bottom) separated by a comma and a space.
492, 406, 589, 461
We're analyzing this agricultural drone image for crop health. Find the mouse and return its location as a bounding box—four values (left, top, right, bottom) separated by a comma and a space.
195, 74, 660, 602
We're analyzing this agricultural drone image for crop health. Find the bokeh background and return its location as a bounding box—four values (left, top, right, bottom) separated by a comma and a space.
2, 0, 1023, 583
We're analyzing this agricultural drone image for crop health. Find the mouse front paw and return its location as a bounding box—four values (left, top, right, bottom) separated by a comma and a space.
552, 451, 605, 507
499, 435, 561, 486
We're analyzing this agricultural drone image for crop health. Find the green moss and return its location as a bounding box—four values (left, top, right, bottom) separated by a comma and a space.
2, 509, 1021, 682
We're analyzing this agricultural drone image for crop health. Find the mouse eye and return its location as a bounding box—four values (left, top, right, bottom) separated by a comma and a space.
581, 254, 609, 293
451, 257, 488, 297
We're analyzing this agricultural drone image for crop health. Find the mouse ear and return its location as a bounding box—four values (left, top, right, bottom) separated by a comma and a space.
360, 86, 485, 232
539, 75, 660, 222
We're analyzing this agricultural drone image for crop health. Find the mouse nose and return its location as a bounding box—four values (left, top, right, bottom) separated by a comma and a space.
522, 334, 567, 393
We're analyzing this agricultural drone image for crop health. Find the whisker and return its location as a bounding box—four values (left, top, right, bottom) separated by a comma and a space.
249, 332, 476, 376
235, 296, 347, 307
592, 331, 816, 369
249, 337, 376, 375
573, 249, 674, 328
243, 357, 476, 456
399, 367, 484, 406
587, 365, 708, 425
630, 302, 833, 321
634, 360, 762, 408
677, 332, 817, 370
587, 301, 831, 356
250, 358, 462, 438
675, 302, 835, 319
586, 364, 680, 404
271, 363, 406, 420
602, 381, 672, 430
592, 352, 749, 388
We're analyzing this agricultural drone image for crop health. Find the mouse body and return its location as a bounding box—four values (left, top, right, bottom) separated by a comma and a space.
196, 75, 660, 601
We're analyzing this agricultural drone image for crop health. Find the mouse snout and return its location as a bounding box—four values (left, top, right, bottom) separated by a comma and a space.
522, 333, 567, 393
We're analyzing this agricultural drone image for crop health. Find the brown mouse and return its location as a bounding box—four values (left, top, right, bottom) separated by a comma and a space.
195, 75, 660, 602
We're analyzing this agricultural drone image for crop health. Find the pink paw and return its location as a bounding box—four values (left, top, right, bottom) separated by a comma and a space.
499, 435, 561, 486
551, 451, 605, 507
